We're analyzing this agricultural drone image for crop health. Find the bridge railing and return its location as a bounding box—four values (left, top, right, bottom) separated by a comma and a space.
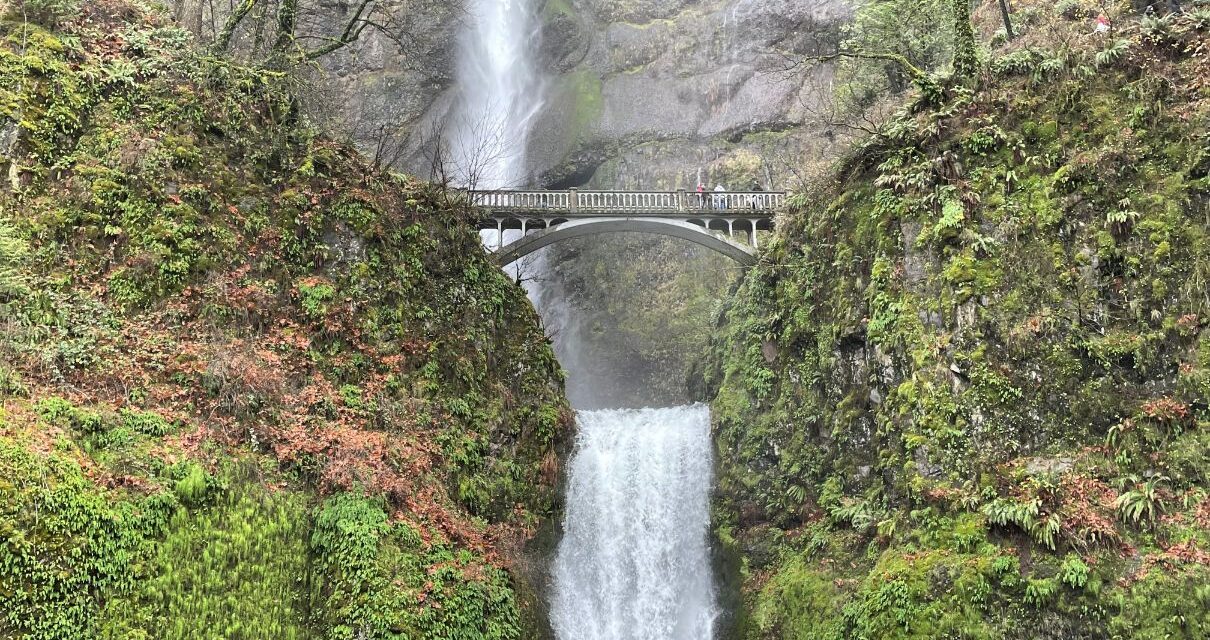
470, 189, 785, 214
691, 191, 784, 212
472, 190, 573, 209
577, 191, 679, 211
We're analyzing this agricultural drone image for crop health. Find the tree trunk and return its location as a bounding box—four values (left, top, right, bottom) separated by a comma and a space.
215, 0, 259, 52
273, 0, 299, 54
998, 0, 1015, 41
951, 0, 979, 78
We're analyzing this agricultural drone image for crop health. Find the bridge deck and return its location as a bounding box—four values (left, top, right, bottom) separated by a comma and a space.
470, 189, 784, 217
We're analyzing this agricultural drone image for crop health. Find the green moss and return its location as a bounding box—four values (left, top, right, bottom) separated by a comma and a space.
0, 435, 174, 639
0, 4, 571, 639
1106, 566, 1210, 638
750, 555, 844, 640
308, 493, 523, 640
540, 0, 574, 20
100, 462, 312, 639
562, 70, 603, 143
706, 18, 1210, 638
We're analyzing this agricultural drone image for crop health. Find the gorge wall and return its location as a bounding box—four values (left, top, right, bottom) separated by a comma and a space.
310, 0, 856, 406
702, 8, 1210, 638
0, 3, 572, 637
341, 0, 857, 190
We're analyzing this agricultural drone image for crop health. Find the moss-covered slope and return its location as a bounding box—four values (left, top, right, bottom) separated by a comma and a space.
705, 11, 1209, 640
0, 3, 570, 638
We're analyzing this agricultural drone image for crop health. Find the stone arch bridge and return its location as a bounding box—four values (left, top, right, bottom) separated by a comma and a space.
471, 189, 783, 266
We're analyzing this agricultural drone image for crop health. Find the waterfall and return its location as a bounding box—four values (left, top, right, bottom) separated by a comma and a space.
449, 5, 719, 639
551, 405, 718, 640
452, 0, 550, 309
449, 0, 544, 189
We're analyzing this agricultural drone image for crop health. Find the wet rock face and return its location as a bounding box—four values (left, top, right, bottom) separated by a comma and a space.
166, 0, 851, 188
526, 0, 853, 189
318, 0, 854, 189
583, 0, 695, 23
314, 0, 462, 158
539, 7, 591, 73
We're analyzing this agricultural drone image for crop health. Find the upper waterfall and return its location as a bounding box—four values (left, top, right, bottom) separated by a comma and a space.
449, 0, 545, 189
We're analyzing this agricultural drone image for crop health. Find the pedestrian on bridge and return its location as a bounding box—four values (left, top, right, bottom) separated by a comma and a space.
697, 183, 706, 209
714, 184, 728, 210
748, 183, 763, 209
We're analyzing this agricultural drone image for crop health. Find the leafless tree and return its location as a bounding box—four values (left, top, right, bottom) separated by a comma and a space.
421, 102, 516, 193
799, 66, 904, 142
167, 0, 456, 67
418, 109, 546, 287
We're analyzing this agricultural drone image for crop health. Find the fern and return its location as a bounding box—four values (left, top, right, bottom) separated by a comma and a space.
1106, 207, 1139, 233
0, 220, 29, 301
1036, 55, 1067, 83
831, 499, 881, 532
1059, 554, 1090, 590
983, 497, 1060, 550
1190, 9, 1210, 31
1114, 475, 1168, 525
1025, 578, 1058, 608
1095, 39, 1131, 67
1141, 13, 1176, 45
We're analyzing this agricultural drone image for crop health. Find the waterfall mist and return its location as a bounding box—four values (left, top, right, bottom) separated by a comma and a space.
550, 406, 719, 640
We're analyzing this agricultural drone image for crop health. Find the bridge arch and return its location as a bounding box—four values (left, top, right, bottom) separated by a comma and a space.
494, 218, 757, 266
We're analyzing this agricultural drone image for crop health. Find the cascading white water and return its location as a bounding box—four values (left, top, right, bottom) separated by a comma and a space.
449, 4, 719, 638
551, 405, 718, 640
449, 0, 544, 189
453, 0, 551, 311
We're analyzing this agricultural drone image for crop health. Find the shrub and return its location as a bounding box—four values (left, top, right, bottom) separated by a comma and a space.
12, 0, 80, 28
298, 278, 337, 318
1055, 0, 1086, 20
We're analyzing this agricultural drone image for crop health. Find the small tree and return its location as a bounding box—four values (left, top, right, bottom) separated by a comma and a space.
791, 0, 981, 115
997, 0, 1015, 41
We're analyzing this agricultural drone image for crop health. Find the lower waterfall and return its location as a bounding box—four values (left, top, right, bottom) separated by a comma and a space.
550, 405, 718, 640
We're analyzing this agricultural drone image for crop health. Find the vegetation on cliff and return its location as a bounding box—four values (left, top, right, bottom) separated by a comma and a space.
706, 4, 1209, 638
0, 2, 571, 638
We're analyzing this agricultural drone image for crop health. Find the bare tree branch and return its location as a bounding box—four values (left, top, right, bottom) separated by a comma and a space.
806, 50, 929, 86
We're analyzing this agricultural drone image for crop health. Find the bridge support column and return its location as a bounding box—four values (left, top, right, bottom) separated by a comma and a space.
521, 219, 528, 235
727, 220, 734, 237
750, 227, 759, 249
496, 219, 504, 249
